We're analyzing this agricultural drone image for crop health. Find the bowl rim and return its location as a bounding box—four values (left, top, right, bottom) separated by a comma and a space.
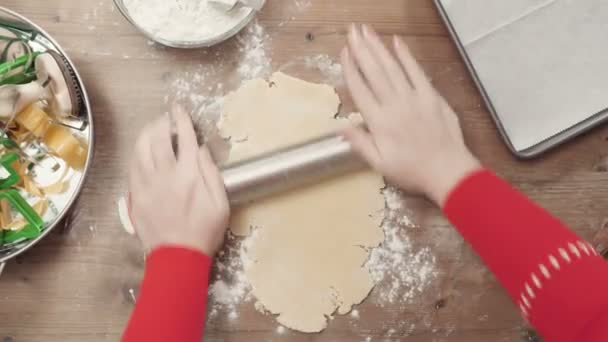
113, 0, 257, 49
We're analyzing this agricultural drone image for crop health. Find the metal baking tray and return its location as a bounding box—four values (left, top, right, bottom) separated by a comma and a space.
433, 0, 608, 158
0, 7, 94, 265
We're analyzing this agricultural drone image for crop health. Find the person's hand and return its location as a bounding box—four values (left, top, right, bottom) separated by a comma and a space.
341, 24, 481, 206
128, 106, 230, 256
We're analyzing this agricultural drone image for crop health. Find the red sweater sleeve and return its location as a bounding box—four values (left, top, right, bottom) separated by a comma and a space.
122, 246, 212, 342
444, 170, 608, 342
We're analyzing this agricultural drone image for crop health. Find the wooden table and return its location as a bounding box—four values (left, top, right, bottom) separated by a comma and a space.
0, 0, 607, 341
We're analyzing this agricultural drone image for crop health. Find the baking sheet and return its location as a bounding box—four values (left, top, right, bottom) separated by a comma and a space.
436, 0, 608, 156
439, 0, 555, 45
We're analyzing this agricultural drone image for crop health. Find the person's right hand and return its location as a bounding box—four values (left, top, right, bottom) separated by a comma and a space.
341, 24, 481, 206
128, 106, 230, 256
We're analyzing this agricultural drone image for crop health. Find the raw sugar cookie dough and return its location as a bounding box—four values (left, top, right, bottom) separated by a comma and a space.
220, 72, 385, 332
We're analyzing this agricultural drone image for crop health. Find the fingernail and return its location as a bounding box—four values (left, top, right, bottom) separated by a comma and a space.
393, 35, 400, 46
350, 23, 359, 38
362, 24, 369, 36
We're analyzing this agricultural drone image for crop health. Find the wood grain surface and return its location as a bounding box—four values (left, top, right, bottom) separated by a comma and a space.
0, 0, 606, 341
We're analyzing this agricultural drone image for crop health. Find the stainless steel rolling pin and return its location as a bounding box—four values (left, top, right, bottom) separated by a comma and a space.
222, 134, 366, 205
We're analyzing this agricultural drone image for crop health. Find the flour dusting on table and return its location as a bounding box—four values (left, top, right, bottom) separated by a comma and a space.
208, 233, 254, 320
237, 22, 272, 80
304, 54, 343, 85
366, 188, 437, 305
294, 0, 312, 10
278, 54, 343, 87
169, 21, 271, 123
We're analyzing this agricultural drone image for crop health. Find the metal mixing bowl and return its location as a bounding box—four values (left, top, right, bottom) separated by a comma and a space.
0, 7, 94, 269
113, 0, 257, 48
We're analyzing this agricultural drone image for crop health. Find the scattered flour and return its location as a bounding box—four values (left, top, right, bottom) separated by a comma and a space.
276, 0, 314, 26
304, 54, 343, 86
351, 309, 360, 319
276, 326, 286, 334
208, 233, 255, 320
169, 21, 271, 124
84, 0, 115, 21
123, 0, 252, 43
293, 0, 312, 10
172, 67, 226, 120
366, 187, 437, 305
82, 0, 117, 32
279, 54, 343, 87
237, 22, 272, 80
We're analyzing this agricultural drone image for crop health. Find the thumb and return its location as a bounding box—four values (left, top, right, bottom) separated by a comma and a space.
341, 125, 382, 169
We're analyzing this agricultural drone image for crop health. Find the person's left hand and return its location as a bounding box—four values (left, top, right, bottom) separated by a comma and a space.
127, 106, 230, 256
340, 24, 479, 206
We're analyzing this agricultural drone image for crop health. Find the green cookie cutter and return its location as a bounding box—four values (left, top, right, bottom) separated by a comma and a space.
0, 137, 18, 149
0, 189, 43, 244
0, 152, 20, 189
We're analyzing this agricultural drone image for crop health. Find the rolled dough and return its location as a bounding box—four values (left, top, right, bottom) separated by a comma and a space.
221, 72, 385, 332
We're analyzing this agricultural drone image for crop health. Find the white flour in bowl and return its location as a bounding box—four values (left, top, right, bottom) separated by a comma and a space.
123, 0, 253, 43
